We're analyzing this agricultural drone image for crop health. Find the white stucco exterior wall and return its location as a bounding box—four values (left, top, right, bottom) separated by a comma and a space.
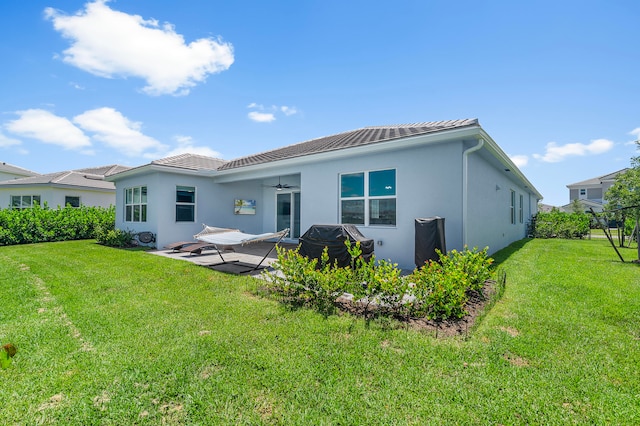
0, 186, 114, 209
290, 140, 464, 269
109, 128, 542, 269
114, 171, 221, 248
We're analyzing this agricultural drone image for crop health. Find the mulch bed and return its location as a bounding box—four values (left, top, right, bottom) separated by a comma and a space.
334, 279, 501, 337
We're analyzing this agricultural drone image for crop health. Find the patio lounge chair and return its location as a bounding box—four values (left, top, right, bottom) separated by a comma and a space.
178, 242, 235, 256
163, 241, 199, 252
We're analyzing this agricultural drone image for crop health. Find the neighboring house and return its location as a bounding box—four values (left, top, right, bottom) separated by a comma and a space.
0, 165, 130, 209
107, 119, 543, 270
537, 203, 556, 213
562, 168, 629, 213
0, 161, 39, 181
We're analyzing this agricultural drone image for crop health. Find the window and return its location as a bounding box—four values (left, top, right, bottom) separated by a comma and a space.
125, 186, 147, 222
176, 186, 195, 222
340, 169, 396, 226
510, 190, 516, 224
65, 196, 80, 208
11, 195, 41, 209
519, 194, 524, 223
579, 188, 587, 199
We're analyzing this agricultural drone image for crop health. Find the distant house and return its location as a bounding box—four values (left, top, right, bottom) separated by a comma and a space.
0, 165, 130, 209
563, 169, 629, 213
0, 161, 39, 181
537, 203, 556, 213
107, 119, 543, 270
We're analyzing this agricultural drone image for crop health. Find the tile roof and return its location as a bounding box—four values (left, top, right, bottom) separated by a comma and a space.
74, 164, 132, 176
0, 165, 129, 190
151, 153, 227, 171
219, 119, 479, 170
0, 161, 39, 177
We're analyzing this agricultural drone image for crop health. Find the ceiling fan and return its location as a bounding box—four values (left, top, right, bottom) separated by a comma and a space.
265, 176, 299, 191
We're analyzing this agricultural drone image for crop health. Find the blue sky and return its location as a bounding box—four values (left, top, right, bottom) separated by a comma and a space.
0, 0, 638, 206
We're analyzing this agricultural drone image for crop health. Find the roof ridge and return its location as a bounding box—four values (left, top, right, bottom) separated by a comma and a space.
364, 118, 478, 129
220, 118, 480, 170
51, 171, 72, 183
0, 161, 40, 176
152, 152, 227, 165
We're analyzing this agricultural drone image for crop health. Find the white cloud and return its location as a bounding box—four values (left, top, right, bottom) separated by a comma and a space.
281, 106, 298, 116
45, 0, 234, 96
5, 109, 91, 149
73, 107, 166, 156
533, 139, 614, 163
509, 154, 529, 168
0, 131, 22, 148
161, 135, 222, 158
248, 111, 276, 123
247, 103, 298, 122
630, 127, 640, 139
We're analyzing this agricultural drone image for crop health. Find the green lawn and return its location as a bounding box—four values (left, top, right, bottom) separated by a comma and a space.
0, 239, 639, 424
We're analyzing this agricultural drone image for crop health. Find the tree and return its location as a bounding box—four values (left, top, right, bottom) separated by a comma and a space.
605, 167, 640, 260
570, 198, 584, 214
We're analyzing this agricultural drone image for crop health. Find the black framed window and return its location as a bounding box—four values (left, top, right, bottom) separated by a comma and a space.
65, 196, 80, 208
176, 186, 195, 222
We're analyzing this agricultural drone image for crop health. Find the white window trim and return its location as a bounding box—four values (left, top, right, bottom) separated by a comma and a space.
124, 186, 147, 223
11, 195, 41, 209
339, 169, 397, 227
510, 190, 516, 225
519, 194, 524, 224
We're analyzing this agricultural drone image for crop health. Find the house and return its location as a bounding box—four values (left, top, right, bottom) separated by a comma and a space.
107, 119, 542, 270
0, 161, 39, 181
563, 168, 629, 213
0, 165, 130, 209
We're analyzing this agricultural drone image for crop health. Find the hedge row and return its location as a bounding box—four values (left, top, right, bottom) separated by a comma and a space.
530, 210, 590, 239
0, 205, 115, 246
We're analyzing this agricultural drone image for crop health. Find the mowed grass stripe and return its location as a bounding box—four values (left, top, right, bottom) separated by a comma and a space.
0, 239, 638, 424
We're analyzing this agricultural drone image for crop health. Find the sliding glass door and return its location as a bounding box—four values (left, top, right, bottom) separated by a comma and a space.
276, 192, 301, 238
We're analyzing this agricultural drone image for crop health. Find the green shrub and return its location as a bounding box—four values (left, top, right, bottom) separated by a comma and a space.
0, 205, 115, 246
407, 259, 468, 320
95, 228, 135, 248
264, 242, 494, 322
531, 210, 590, 239
406, 247, 493, 320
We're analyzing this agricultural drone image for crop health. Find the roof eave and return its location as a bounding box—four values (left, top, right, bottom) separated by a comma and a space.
0, 182, 114, 191
213, 125, 484, 180
106, 163, 214, 181
477, 128, 544, 200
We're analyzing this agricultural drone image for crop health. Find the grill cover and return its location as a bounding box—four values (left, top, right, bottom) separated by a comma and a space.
299, 224, 374, 267
415, 217, 446, 267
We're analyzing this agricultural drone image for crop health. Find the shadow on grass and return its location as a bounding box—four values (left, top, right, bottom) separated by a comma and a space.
490, 237, 533, 267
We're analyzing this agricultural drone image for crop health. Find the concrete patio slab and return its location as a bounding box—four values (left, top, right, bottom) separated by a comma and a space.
148, 241, 298, 275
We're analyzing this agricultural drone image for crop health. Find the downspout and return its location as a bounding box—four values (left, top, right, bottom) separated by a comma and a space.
462, 138, 484, 247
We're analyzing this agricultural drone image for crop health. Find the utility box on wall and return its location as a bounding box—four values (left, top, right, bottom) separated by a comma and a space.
415, 217, 446, 267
